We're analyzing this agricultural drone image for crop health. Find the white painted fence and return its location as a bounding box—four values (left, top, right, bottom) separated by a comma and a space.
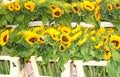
29, 56, 107, 77
0, 56, 20, 77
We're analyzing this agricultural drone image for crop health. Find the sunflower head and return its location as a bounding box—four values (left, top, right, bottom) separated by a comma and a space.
0, 30, 9, 46
110, 35, 120, 50
107, 4, 113, 11
61, 26, 72, 34
52, 8, 62, 18
24, 1, 35, 12
94, 41, 103, 49
50, 5, 57, 11
25, 33, 39, 45
84, 1, 95, 11
114, 2, 120, 9
104, 46, 112, 60
8, 2, 14, 11
94, 9, 101, 21
80, 2, 84, 11
59, 44, 66, 52
15, 2, 21, 11
38, 36, 45, 44
72, 2, 80, 13
60, 33, 71, 44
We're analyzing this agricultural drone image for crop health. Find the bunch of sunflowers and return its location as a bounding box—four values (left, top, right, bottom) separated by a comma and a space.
0, 0, 120, 77
0, 24, 120, 76
0, 0, 120, 29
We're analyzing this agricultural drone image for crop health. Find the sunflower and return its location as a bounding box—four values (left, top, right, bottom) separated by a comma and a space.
60, 33, 71, 44
72, 2, 80, 13
84, 1, 95, 11
38, 36, 45, 44
77, 34, 88, 46
104, 46, 112, 60
33, 26, 45, 34
114, 2, 120, 9
90, 30, 96, 35
94, 6, 101, 21
94, 41, 103, 49
24, 1, 35, 12
0, 30, 9, 46
52, 8, 62, 18
25, 33, 39, 45
24, 31, 33, 37
91, 36, 96, 42
14, 2, 21, 11
96, 0, 102, 4
8, 2, 14, 11
72, 25, 81, 34
102, 36, 108, 44
110, 35, 120, 50
71, 31, 82, 41
50, 5, 57, 11
59, 44, 66, 52
107, 4, 113, 11
61, 26, 72, 34
96, 28, 106, 37
80, 2, 84, 11
9, 28, 15, 33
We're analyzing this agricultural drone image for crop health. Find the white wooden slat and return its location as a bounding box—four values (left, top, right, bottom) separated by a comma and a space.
61, 60, 71, 77
0, 56, 20, 77
83, 61, 107, 66
74, 60, 84, 77
100, 22, 114, 27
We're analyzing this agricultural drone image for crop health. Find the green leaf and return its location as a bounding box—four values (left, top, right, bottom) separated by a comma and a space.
16, 15, 24, 24
0, 7, 7, 14
112, 20, 120, 30
112, 50, 120, 62
89, 50, 95, 57
83, 14, 100, 28
57, 14, 71, 26
42, 13, 48, 25
106, 60, 120, 77
4, 14, 13, 24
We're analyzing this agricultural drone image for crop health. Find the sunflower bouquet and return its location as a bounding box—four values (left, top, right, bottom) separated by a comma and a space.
0, 0, 120, 77
0, 24, 120, 76
0, 0, 120, 29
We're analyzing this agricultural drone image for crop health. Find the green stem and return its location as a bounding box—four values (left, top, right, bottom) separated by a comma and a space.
37, 63, 42, 75
0, 61, 3, 74
5, 60, 9, 74
95, 67, 99, 77
48, 62, 52, 76
42, 65, 48, 76
89, 66, 93, 77
103, 67, 106, 77
55, 62, 60, 77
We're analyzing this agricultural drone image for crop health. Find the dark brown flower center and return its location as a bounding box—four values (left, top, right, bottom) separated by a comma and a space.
60, 45, 64, 50
73, 7, 78, 11
54, 11, 60, 16
108, 5, 112, 10
62, 36, 68, 42
29, 37, 37, 43
3, 35, 7, 42
27, 5, 31, 8
40, 37, 44, 41
111, 40, 119, 46
51, 6, 56, 9
115, 3, 119, 7
86, 5, 92, 9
